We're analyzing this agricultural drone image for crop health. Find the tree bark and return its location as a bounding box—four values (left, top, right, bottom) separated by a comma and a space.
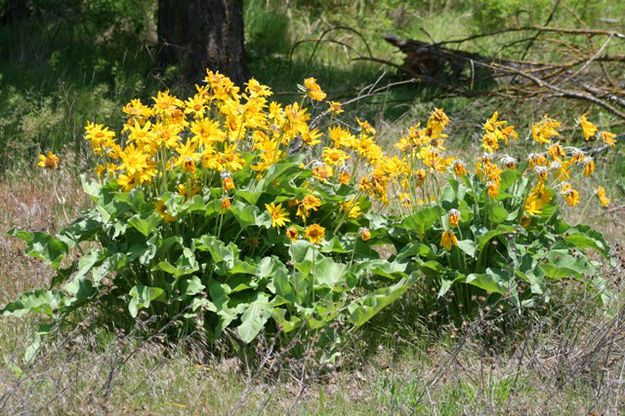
1, 0, 34, 24
157, 0, 249, 86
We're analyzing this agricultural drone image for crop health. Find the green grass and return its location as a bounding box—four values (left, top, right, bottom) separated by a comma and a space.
1, 312, 623, 414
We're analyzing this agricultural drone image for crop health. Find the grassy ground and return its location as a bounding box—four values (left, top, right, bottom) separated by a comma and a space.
1, 1, 625, 414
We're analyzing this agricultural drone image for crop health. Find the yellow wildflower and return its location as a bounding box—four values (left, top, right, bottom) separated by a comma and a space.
123, 98, 154, 120
221, 196, 232, 210
448, 209, 460, 227
487, 181, 499, 198
286, 226, 299, 241
301, 194, 321, 211
596, 186, 610, 208
547, 143, 565, 161
416, 169, 427, 184
528, 153, 547, 169
359, 227, 372, 241
177, 183, 200, 199
175, 141, 200, 174
312, 162, 333, 182
501, 155, 516, 169
339, 166, 351, 184
265, 202, 290, 228
531, 116, 560, 145
117, 174, 138, 191
154, 122, 182, 149
322, 147, 349, 166
222, 174, 235, 191
37, 151, 60, 169
600, 131, 616, 147
440, 230, 458, 251
328, 101, 344, 115
583, 157, 595, 177
356, 118, 376, 136
427, 108, 450, 139
301, 128, 322, 146
525, 182, 551, 215
328, 125, 355, 148
571, 148, 585, 164
303, 77, 326, 101
579, 113, 597, 140
190, 118, 225, 145
184, 94, 207, 118
297, 194, 321, 220
304, 224, 325, 244
95, 162, 117, 179
340, 198, 362, 219
453, 160, 468, 176
84, 122, 116, 155
152, 90, 184, 117
560, 183, 580, 207
155, 200, 176, 223
246, 78, 273, 97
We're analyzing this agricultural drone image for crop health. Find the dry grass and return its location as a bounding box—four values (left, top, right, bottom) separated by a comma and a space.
1, 295, 624, 415
0, 165, 88, 304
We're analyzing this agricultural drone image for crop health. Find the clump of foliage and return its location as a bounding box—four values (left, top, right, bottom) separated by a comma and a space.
387, 112, 614, 320
469, 0, 552, 33
2, 71, 616, 354
4, 73, 414, 352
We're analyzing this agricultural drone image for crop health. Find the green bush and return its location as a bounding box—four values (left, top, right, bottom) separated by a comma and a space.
470, 0, 551, 32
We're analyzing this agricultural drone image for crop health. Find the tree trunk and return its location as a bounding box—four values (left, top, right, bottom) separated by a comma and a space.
1, 0, 33, 24
157, 0, 249, 85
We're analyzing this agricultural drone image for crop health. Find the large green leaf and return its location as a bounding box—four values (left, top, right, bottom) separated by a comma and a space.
476, 224, 516, 251
59, 213, 102, 246
1, 289, 61, 317
272, 308, 301, 333
260, 156, 303, 188
193, 235, 240, 269
128, 285, 165, 318
257, 256, 288, 280
396, 242, 434, 262
127, 213, 160, 237
564, 225, 610, 257
207, 282, 243, 337
417, 259, 445, 275
313, 257, 348, 289
401, 207, 442, 237
81, 175, 102, 198
457, 240, 476, 257
351, 259, 407, 280
230, 202, 269, 229
153, 247, 199, 277
441, 179, 462, 205
237, 293, 272, 343
320, 237, 349, 254
347, 274, 416, 327
92, 253, 128, 284
56, 250, 107, 298
179, 276, 205, 297
9, 229, 69, 269
499, 169, 521, 193
489, 204, 508, 224
541, 249, 596, 279
465, 268, 510, 294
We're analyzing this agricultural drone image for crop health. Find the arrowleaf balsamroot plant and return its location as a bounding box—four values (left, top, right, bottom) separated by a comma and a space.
3, 71, 616, 353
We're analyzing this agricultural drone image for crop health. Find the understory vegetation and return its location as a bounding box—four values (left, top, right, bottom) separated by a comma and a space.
1, 1, 624, 414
